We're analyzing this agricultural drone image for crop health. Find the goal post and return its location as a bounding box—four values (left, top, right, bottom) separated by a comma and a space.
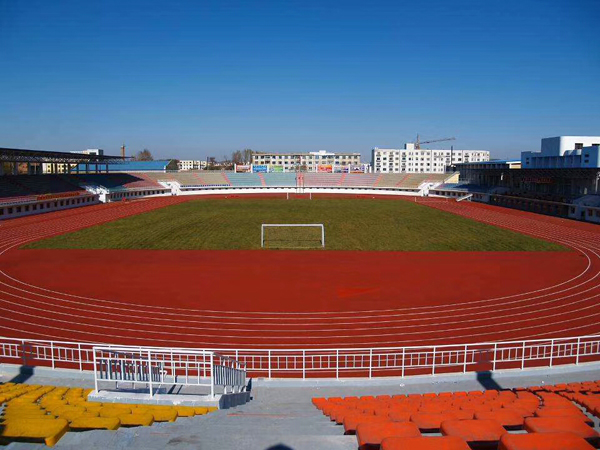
261, 224, 325, 249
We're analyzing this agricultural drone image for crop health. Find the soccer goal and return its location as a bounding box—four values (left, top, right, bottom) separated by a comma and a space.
261, 224, 325, 249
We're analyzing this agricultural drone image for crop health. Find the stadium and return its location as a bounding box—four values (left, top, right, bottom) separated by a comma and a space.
1, 147, 600, 449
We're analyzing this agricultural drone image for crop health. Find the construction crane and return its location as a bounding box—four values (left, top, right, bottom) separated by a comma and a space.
414, 135, 456, 150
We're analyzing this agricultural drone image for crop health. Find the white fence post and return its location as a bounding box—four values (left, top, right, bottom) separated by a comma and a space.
210, 353, 215, 398
21, 339, 26, 366
93, 348, 98, 393
463, 345, 468, 373
576, 337, 581, 365
336, 349, 339, 379
302, 350, 306, 379
549, 340, 554, 367
432, 347, 436, 375
401, 348, 405, 378
268, 350, 272, 379
369, 349, 373, 378
493, 343, 497, 371
50, 341, 55, 369
78, 344, 83, 371
148, 349, 153, 397
521, 341, 526, 370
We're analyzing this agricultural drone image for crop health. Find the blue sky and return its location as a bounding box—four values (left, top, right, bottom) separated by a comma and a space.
0, 0, 598, 161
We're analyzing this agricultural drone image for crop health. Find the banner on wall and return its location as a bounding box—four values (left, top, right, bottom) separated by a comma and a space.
271, 165, 284, 173
317, 164, 333, 173
350, 165, 365, 173
235, 165, 251, 173
252, 165, 268, 173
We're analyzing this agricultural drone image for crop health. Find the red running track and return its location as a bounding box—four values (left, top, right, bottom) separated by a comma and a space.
1, 195, 600, 350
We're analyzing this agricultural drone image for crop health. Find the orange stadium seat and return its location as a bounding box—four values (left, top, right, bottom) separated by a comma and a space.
498, 432, 595, 450
343, 414, 389, 435
534, 407, 593, 425
440, 419, 507, 447
356, 422, 421, 449
381, 436, 471, 450
474, 410, 524, 429
410, 412, 458, 432
524, 417, 599, 445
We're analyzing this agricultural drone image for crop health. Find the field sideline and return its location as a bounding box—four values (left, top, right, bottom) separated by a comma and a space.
25, 198, 566, 251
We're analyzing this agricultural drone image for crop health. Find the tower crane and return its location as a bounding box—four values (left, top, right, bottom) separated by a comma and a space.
414, 135, 456, 149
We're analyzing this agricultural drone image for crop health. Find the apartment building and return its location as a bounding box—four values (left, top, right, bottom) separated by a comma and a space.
372, 144, 490, 173
178, 160, 208, 171
251, 150, 362, 172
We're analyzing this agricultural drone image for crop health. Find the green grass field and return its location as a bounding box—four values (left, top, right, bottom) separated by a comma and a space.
25, 198, 566, 251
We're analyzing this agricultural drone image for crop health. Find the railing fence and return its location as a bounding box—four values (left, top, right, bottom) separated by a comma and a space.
1, 335, 599, 382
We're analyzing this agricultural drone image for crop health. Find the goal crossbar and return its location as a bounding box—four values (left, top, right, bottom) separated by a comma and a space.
261, 224, 325, 248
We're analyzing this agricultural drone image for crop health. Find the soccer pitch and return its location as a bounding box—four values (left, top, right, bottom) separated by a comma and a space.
25, 198, 566, 251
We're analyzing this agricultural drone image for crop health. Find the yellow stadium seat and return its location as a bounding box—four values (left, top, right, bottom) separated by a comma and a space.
147, 407, 178, 422
0, 418, 69, 447
69, 416, 120, 431
118, 412, 154, 427
174, 406, 195, 417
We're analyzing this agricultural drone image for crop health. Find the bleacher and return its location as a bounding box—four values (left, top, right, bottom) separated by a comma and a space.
0, 382, 217, 447
69, 173, 163, 191
7, 175, 84, 196
0, 175, 85, 204
262, 173, 296, 186
313, 381, 600, 450
374, 173, 449, 189
112, 171, 453, 191
228, 173, 262, 187
137, 171, 232, 187
303, 173, 344, 187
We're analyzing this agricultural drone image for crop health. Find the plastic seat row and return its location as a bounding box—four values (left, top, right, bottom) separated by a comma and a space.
313, 382, 600, 450
0, 382, 217, 447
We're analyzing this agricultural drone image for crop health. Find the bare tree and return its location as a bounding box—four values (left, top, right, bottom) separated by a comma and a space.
134, 149, 154, 161
231, 150, 243, 165
243, 148, 254, 164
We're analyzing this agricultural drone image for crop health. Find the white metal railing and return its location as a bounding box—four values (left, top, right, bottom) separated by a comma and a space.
92, 345, 246, 397
1, 335, 600, 381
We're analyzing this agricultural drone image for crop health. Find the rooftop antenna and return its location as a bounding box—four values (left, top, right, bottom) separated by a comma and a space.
121, 144, 126, 158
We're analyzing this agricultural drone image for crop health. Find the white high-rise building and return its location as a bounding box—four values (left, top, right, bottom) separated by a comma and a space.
371, 143, 490, 173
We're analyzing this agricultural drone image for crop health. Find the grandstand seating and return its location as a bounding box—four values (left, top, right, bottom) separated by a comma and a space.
373, 173, 449, 189
313, 380, 600, 449
262, 173, 296, 186
303, 173, 344, 187
340, 173, 381, 187
0, 382, 217, 446
0, 175, 85, 202
110, 171, 454, 191
228, 173, 263, 187
70, 173, 163, 190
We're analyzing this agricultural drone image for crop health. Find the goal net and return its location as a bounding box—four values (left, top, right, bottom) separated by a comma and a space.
261, 224, 325, 249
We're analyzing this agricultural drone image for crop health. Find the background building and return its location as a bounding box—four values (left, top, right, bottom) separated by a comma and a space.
522, 136, 600, 169
178, 160, 208, 171
251, 150, 363, 172
372, 144, 489, 173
